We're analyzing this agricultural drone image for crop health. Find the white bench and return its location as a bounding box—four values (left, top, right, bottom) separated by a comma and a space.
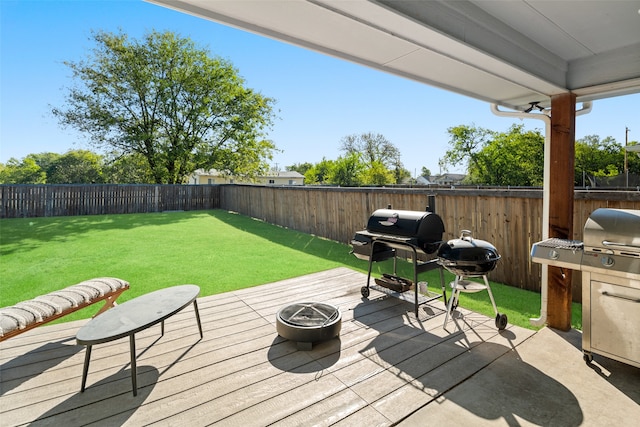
0, 277, 129, 342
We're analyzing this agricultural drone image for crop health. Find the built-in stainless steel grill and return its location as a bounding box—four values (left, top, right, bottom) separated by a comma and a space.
531, 208, 640, 368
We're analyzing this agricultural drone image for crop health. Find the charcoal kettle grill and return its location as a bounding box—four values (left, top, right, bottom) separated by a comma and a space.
439, 230, 508, 330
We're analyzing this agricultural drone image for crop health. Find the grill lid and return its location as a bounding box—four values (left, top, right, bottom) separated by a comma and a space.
365, 208, 444, 247
583, 208, 640, 252
437, 230, 501, 276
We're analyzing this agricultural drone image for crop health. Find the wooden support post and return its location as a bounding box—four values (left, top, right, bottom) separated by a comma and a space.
547, 92, 576, 331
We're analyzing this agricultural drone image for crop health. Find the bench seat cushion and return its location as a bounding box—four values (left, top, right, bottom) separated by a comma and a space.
0, 277, 129, 339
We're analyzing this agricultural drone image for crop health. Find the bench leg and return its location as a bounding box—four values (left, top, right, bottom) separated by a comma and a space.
93, 288, 127, 318
80, 345, 92, 392
193, 300, 203, 339
129, 334, 137, 396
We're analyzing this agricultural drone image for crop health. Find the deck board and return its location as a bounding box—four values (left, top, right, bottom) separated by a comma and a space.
2, 267, 638, 426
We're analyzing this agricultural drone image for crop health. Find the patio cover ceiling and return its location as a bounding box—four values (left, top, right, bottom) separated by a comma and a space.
148, 0, 640, 111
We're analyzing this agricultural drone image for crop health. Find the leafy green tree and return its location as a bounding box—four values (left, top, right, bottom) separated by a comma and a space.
28, 152, 62, 174
103, 152, 155, 183
304, 158, 335, 185
420, 167, 432, 177
47, 150, 104, 183
0, 157, 46, 184
340, 132, 408, 183
441, 124, 494, 174
52, 30, 277, 184
287, 162, 314, 175
361, 160, 395, 185
473, 125, 544, 186
441, 124, 544, 186
627, 142, 640, 174
340, 132, 400, 166
327, 153, 365, 187
575, 135, 624, 186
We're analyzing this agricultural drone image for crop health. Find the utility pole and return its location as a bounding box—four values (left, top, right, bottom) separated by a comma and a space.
625, 127, 630, 188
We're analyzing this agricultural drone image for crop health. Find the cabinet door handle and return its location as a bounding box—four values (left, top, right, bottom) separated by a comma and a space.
601, 291, 640, 303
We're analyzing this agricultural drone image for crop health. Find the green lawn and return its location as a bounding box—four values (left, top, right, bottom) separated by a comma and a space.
0, 210, 581, 329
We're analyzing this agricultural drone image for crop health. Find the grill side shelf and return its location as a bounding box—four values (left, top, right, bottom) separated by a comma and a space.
531, 238, 584, 270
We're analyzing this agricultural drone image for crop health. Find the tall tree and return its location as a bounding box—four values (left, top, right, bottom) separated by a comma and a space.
327, 153, 365, 187
340, 132, 400, 166
361, 160, 394, 185
440, 124, 494, 174
52, 30, 277, 184
441, 124, 544, 186
304, 158, 335, 185
0, 156, 46, 184
575, 135, 624, 185
103, 152, 155, 184
472, 125, 544, 186
47, 150, 105, 183
339, 132, 407, 184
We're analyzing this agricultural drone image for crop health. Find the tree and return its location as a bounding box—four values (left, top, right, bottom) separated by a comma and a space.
287, 162, 314, 175
441, 124, 544, 186
340, 132, 400, 166
420, 167, 432, 177
340, 132, 408, 184
52, 30, 277, 184
575, 135, 624, 186
304, 158, 335, 185
327, 153, 365, 187
361, 160, 394, 185
472, 125, 544, 186
440, 124, 494, 174
103, 152, 155, 183
0, 156, 46, 184
46, 150, 105, 183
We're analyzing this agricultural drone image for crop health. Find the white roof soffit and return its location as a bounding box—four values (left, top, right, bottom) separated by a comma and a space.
149, 0, 640, 111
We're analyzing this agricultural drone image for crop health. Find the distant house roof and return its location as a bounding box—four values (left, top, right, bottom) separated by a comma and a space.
416, 174, 466, 185
273, 171, 305, 178
416, 176, 433, 185
431, 174, 466, 184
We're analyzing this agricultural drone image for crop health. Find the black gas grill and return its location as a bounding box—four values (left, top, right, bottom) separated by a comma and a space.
350, 204, 447, 316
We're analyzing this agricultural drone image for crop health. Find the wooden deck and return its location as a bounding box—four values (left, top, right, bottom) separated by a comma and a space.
1, 267, 638, 426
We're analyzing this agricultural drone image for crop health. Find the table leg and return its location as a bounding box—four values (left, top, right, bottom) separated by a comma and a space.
80, 345, 92, 392
161, 320, 164, 336
129, 334, 137, 396
193, 300, 203, 338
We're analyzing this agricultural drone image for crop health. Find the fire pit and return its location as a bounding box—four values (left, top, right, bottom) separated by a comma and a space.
276, 302, 341, 350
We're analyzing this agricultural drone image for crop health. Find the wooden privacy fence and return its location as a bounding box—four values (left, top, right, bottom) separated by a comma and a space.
2, 183, 639, 298
0, 184, 221, 218
220, 185, 640, 300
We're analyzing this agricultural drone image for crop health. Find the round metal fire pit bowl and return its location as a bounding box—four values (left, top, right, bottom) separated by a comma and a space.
276, 302, 341, 350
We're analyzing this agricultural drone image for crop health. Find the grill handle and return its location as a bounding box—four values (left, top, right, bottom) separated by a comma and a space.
460, 229, 473, 241
601, 291, 640, 303
602, 240, 640, 250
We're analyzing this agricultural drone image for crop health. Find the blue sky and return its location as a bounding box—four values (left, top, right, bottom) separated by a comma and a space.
2, 0, 638, 177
